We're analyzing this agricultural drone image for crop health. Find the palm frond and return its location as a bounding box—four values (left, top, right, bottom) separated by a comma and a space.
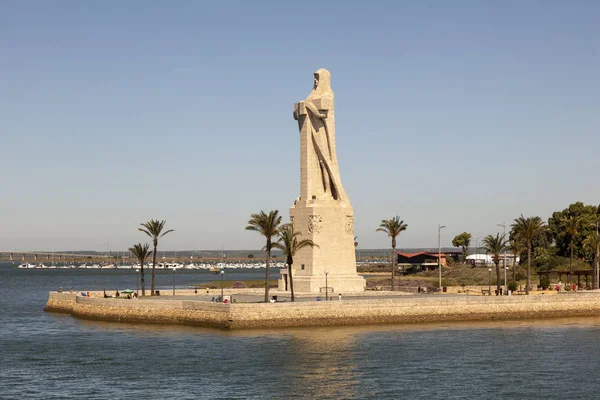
159, 229, 175, 239
129, 243, 152, 263
139, 219, 174, 239
482, 233, 508, 258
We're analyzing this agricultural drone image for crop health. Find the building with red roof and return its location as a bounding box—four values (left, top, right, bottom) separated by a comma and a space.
397, 251, 447, 273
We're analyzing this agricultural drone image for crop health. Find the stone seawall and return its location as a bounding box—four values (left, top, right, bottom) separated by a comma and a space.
44, 292, 600, 330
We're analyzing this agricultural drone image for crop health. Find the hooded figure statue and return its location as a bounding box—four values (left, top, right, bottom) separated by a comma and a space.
294, 68, 348, 203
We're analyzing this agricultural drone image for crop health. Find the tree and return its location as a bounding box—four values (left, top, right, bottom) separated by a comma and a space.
452, 232, 472, 261
272, 223, 318, 302
561, 215, 581, 283
482, 233, 508, 295
246, 210, 282, 302
139, 220, 175, 295
508, 238, 525, 282
583, 230, 600, 289
376, 216, 408, 290
548, 202, 599, 259
128, 243, 152, 296
511, 215, 546, 295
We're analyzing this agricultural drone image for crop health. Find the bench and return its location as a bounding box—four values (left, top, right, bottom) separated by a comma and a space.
481, 289, 490, 295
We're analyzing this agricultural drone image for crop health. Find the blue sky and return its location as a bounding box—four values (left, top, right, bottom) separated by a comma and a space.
1, 1, 599, 251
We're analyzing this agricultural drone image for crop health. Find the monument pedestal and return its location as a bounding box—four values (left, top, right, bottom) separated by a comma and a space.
278, 199, 365, 294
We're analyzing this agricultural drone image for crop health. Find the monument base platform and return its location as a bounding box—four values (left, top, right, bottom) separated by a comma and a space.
279, 273, 365, 294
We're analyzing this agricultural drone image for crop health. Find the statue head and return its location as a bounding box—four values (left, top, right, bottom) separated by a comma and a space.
313, 68, 331, 93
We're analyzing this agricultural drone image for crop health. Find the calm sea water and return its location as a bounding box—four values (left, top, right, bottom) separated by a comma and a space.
1, 261, 600, 399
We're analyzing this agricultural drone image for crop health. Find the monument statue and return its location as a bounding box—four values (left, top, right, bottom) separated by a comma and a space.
293, 68, 348, 203
279, 69, 365, 294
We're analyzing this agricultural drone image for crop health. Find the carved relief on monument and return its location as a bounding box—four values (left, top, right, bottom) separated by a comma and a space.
344, 215, 354, 235
307, 214, 323, 234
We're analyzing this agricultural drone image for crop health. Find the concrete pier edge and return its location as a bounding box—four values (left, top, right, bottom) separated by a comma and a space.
44, 292, 600, 330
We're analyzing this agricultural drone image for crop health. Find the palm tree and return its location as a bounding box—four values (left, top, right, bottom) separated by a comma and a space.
376, 216, 408, 291
246, 210, 282, 302
508, 238, 525, 283
129, 243, 152, 296
562, 215, 580, 284
583, 230, 599, 289
272, 223, 318, 302
139, 219, 175, 295
511, 215, 545, 295
482, 233, 508, 295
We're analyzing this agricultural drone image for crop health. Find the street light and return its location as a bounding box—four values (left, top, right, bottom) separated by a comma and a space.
504, 266, 509, 295
438, 225, 446, 291
172, 268, 176, 296
473, 236, 483, 267
136, 269, 139, 296
325, 270, 329, 301
488, 268, 492, 296
596, 221, 600, 289
590, 220, 599, 289
498, 222, 507, 293
220, 270, 224, 300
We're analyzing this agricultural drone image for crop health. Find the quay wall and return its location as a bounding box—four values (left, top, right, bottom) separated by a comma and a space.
44, 292, 600, 330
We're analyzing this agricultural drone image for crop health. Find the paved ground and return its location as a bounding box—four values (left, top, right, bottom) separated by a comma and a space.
139, 293, 470, 303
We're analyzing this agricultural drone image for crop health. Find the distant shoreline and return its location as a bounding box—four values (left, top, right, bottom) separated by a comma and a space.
44, 291, 600, 330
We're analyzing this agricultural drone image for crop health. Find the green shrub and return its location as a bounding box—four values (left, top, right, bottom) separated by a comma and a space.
508, 281, 518, 292
540, 276, 550, 290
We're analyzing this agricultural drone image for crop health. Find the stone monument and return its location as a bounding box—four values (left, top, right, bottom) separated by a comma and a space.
278, 68, 365, 294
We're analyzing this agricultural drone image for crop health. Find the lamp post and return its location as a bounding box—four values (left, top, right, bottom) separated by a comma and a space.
497, 222, 507, 293
220, 270, 224, 300
325, 270, 329, 301
136, 269, 139, 296
438, 225, 446, 291
172, 268, 175, 296
473, 236, 483, 267
488, 268, 492, 296
597, 221, 599, 289
590, 220, 600, 289
504, 266, 509, 295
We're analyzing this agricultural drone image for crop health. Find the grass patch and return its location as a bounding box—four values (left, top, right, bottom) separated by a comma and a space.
365, 263, 535, 287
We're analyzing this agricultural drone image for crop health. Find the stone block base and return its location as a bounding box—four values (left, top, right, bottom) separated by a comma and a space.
279, 273, 365, 294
